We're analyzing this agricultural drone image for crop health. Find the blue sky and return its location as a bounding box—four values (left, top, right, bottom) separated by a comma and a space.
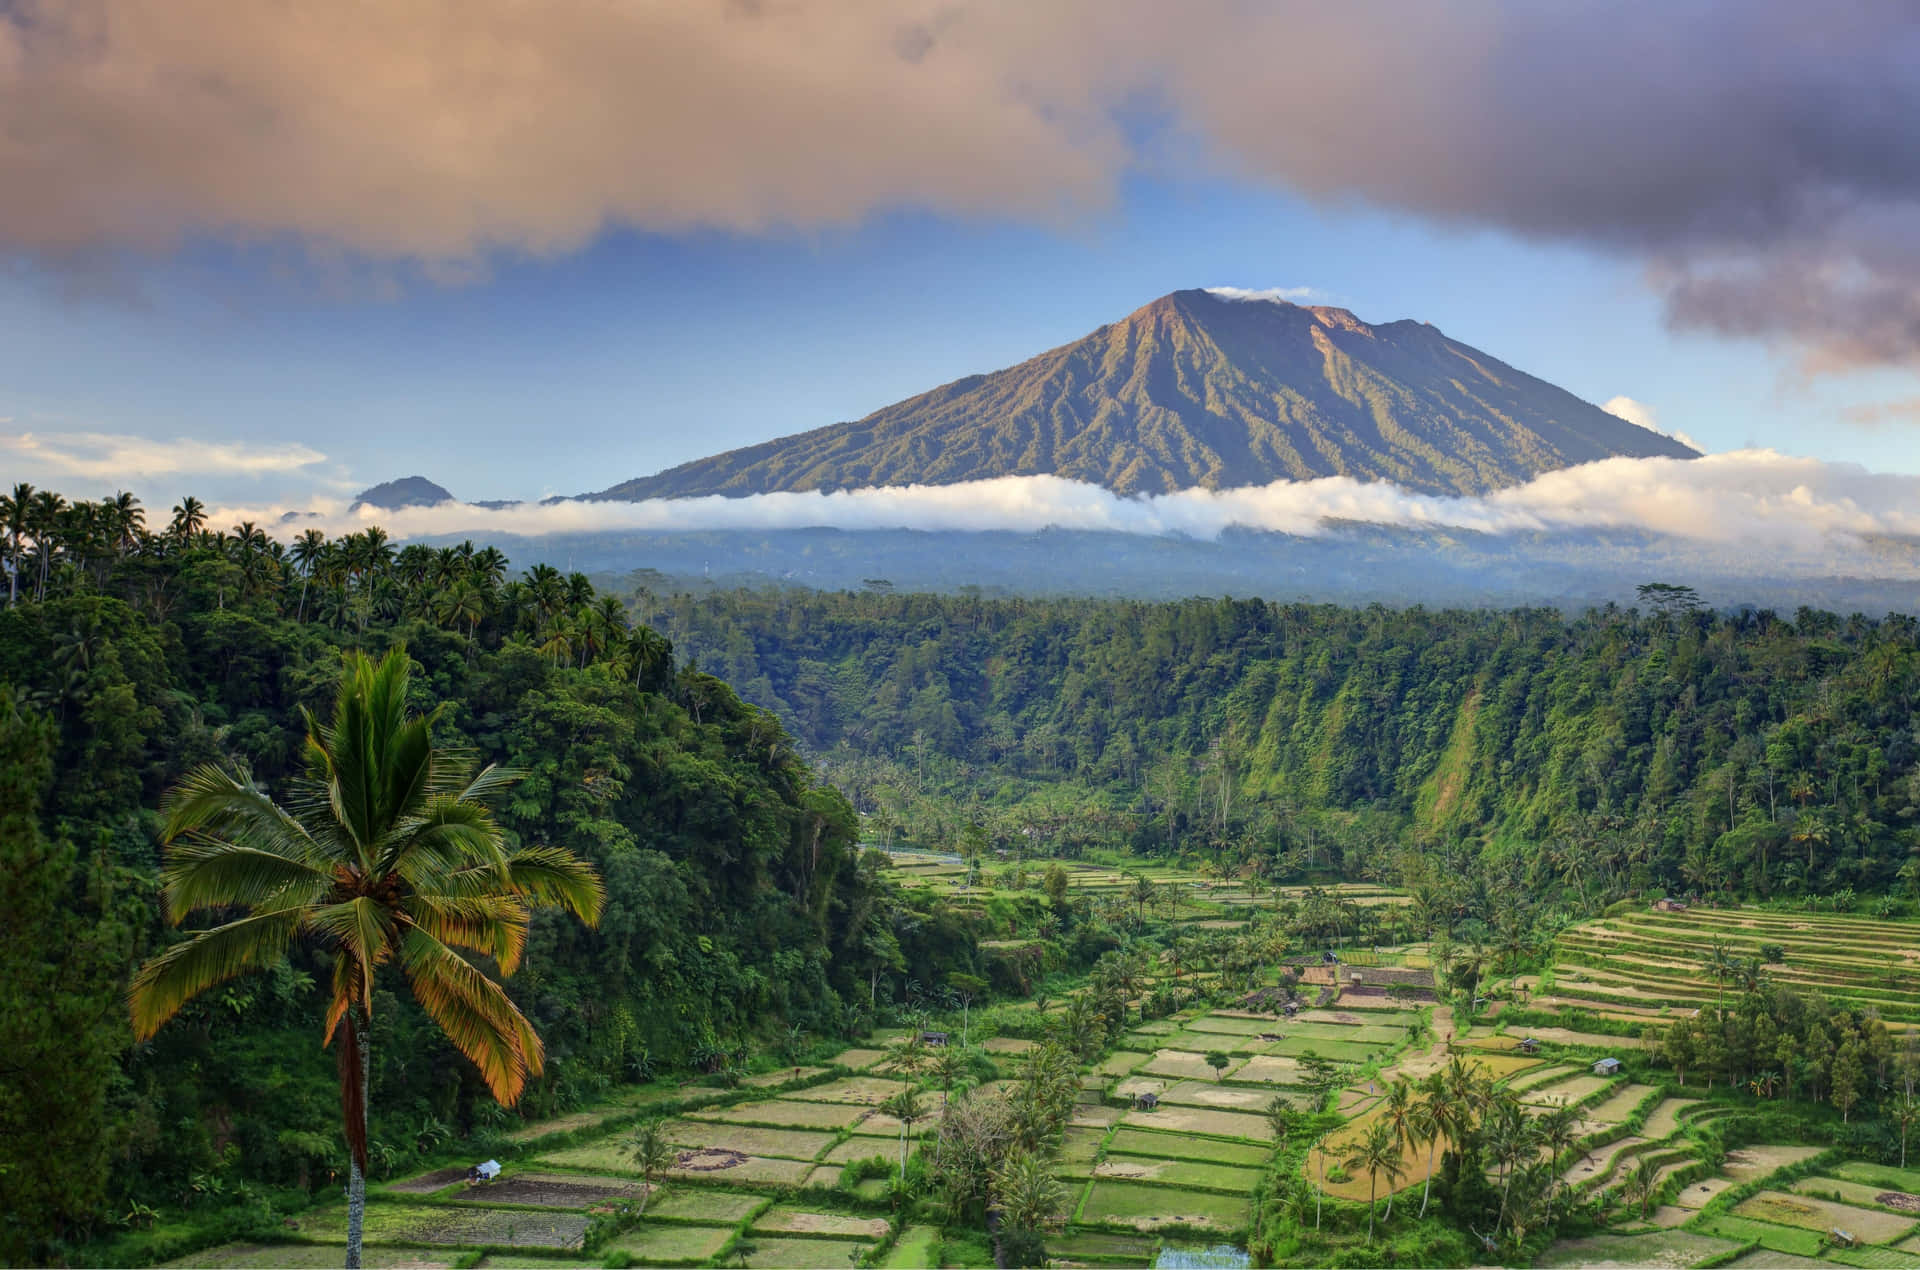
3, 2, 1917, 515
3, 176, 1906, 509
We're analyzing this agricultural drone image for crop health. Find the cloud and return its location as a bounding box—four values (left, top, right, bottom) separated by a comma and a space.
1602, 396, 1703, 454
5, 2, 1920, 369
218, 451, 1920, 560
0, 430, 328, 481
1204, 286, 1329, 305
1841, 397, 1920, 428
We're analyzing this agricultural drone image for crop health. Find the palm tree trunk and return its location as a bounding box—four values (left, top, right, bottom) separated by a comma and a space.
342, 1009, 371, 1270
1419, 1138, 1437, 1218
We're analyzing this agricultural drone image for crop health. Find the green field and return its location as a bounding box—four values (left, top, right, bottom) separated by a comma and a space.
1102, 1127, 1272, 1166
1078, 1180, 1248, 1232
604, 1222, 736, 1263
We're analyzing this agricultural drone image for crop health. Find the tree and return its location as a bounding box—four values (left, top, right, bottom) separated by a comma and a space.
627, 1120, 678, 1215
1342, 1118, 1404, 1243
1205, 1050, 1232, 1081
128, 647, 605, 1269
0, 689, 133, 1263
1410, 1078, 1447, 1220
1264, 1095, 1298, 1152
1893, 1093, 1920, 1169
1377, 1078, 1416, 1220
882, 1087, 926, 1183
1622, 1155, 1659, 1220
991, 1147, 1062, 1267
949, 972, 988, 1047
1833, 1036, 1866, 1122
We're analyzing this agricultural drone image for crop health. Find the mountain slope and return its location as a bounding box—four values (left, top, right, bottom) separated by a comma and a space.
594, 289, 1696, 501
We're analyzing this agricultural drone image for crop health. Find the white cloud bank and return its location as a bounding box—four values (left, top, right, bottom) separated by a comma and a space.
1, 431, 328, 481
218, 451, 1920, 557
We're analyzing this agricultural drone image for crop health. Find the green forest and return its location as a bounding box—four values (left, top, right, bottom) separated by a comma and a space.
0, 489, 994, 1263
647, 585, 1920, 902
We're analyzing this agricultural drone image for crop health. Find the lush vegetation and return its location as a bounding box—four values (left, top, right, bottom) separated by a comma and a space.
0, 487, 992, 1263
647, 585, 1920, 904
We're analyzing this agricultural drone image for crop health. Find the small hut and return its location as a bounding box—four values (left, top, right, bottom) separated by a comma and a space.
1592, 1057, 1621, 1076
1518, 1037, 1541, 1055
1134, 1091, 1159, 1111
470, 1160, 502, 1183
920, 1030, 950, 1047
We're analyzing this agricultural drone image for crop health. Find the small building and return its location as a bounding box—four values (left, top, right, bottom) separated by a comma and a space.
1518, 1037, 1541, 1054
1592, 1057, 1621, 1076
470, 1160, 502, 1183
1830, 1229, 1857, 1248
1653, 897, 1689, 913
920, 1030, 950, 1047
1283, 1001, 1300, 1017
1134, 1091, 1159, 1111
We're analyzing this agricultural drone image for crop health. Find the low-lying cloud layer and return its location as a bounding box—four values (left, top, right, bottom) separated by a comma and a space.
227, 451, 1920, 564
4, 2, 1917, 368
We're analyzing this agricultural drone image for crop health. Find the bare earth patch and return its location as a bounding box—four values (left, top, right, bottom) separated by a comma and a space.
1722, 1145, 1826, 1184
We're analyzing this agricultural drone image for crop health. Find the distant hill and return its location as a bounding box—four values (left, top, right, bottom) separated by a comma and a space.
592, 288, 1696, 501
350, 476, 454, 511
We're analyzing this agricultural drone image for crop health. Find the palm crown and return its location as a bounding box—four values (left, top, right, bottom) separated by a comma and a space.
130, 647, 604, 1165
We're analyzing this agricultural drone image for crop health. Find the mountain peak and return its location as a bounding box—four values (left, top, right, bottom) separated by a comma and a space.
351, 476, 454, 511
592, 289, 1696, 502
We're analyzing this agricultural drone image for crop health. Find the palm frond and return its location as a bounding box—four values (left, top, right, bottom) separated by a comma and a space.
129, 907, 305, 1040
484, 846, 604, 924
159, 836, 332, 924
403, 893, 529, 973
381, 800, 510, 880
399, 928, 543, 1105
160, 763, 337, 865
323, 942, 365, 1048
307, 897, 396, 1018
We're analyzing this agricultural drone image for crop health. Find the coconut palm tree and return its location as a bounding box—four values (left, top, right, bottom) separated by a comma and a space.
128, 647, 604, 1269
1377, 1078, 1416, 1219
1411, 1077, 1448, 1220
1, 483, 30, 605
169, 495, 209, 543
881, 1087, 926, 1183
1342, 1118, 1405, 1243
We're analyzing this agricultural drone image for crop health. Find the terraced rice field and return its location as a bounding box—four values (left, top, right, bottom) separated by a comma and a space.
1551, 907, 1920, 1023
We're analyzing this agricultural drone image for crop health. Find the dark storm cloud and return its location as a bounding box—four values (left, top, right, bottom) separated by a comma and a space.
2, 1, 1917, 366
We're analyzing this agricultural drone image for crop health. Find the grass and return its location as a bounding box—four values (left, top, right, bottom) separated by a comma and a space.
605, 1222, 736, 1263
1044, 1231, 1159, 1264
645, 1188, 772, 1223
1838, 1162, 1920, 1194
1093, 1154, 1266, 1193
785, 1076, 912, 1105
1533, 1230, 1741, 1267
692, 1098, 869, 1130
163, 1245, 459, 1268
1694, 1214, 1830, 1257
294, 1202, 590, 1249
750, 1208, 892, 1239
1102, 1127, 1270, 1167
1733, 1191, 1920, 1243
879, 1226, 942, 1268
737, 1236, 872, 1267
1823, 1247, 1920, 1269
1078, 1180, 1247, 1232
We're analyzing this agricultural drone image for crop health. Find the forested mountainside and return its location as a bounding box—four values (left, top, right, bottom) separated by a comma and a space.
647, 587, 1920, 900
0, 490, 986, 1260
